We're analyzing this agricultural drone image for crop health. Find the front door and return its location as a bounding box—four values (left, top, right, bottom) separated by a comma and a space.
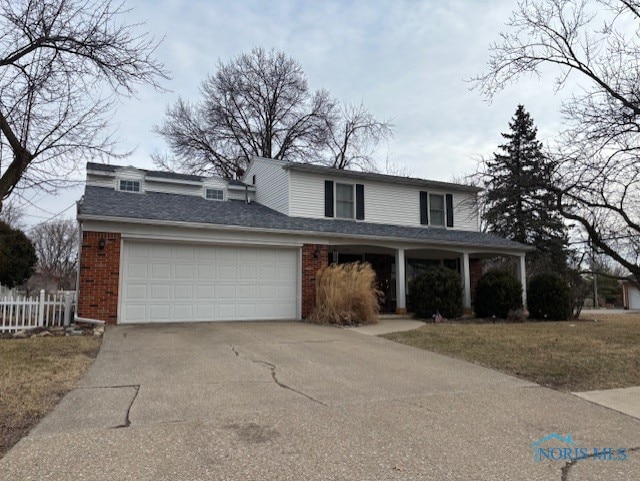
364, 253, 395, 313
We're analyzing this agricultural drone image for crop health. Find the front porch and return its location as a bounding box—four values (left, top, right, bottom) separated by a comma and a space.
327, 244, 527, 315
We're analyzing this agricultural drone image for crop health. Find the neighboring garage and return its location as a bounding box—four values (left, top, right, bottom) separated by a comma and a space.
119, 241, 299, 323
623, 281, 640, 310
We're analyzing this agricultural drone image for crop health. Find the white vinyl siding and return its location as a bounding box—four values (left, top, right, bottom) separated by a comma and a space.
289, 171, 325, 218
242, 158, 289, 214
289, 171, 479, 231
227, 188, 251, 201
145, 181, 201, 196
450, 192, 479, 231
86, 174, 116, 188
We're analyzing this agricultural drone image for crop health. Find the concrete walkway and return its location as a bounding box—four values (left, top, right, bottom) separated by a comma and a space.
348, 316, 425, 335
574, 387, 640, 420
2, 322, 639, 480
581, 308, 639, 315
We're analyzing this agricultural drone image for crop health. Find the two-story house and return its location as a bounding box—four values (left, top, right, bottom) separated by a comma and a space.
76, 157, 530, 324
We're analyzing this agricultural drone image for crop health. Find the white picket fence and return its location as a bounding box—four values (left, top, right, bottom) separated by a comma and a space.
0, 290, 76, 332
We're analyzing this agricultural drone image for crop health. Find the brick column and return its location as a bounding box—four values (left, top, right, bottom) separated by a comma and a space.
301, 244, 329, 319
77, 231, 121, 324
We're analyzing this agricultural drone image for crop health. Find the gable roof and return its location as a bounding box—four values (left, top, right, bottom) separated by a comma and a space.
86, 162, 248, 186
279, 160, 482, 193
78, 186, 529, 251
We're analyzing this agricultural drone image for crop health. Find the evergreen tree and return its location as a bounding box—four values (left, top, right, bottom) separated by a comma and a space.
483, 105, 568, 271
0, 221, 37, 288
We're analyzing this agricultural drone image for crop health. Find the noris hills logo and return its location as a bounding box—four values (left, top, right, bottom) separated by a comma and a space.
531, 433, 628, 462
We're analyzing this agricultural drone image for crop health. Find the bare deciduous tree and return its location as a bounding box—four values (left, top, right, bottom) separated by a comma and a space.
155, 48, 334, 178
326, 103, 392, 171
472, 0, 640, 279
29, 218, 78, 290
0, 200, 24, 229
154, 48, 392, 176
0, 0, 167, 210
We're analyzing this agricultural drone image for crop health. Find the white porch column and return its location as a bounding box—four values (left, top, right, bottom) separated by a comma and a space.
395, 248, 407, 314
517, 254, 527, 307
462, 253, 472, 309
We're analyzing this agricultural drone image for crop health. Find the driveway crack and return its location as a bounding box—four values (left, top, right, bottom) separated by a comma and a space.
113, 384, 140, 429
252, 359, 327, 407
560, 446, 639, 481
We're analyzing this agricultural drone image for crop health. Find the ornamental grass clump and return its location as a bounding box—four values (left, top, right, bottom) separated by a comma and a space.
308, 262, 381, 326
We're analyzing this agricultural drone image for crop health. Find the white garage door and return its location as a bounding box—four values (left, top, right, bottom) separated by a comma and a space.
120, 241, 298, 323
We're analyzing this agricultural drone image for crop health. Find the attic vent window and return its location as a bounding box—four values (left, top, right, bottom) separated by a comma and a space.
119, 180, 140, 192
205, 188, 224, 201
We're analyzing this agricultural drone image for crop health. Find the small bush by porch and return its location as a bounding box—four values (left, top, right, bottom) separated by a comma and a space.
408, 266, 464, 319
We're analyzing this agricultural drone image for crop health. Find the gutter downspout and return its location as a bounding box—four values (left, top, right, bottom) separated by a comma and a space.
74, 315, 105, 325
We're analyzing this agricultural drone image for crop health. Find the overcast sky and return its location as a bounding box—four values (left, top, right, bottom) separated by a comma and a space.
16, 0, 570, 226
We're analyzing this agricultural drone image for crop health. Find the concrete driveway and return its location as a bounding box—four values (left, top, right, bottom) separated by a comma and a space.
2, 322, 639, 480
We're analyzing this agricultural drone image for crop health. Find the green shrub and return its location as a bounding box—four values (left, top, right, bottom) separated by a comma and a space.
308, 262, 381, 326
527, 272, 572, 321
474, 270, 522, 319
409, 266, 463, 319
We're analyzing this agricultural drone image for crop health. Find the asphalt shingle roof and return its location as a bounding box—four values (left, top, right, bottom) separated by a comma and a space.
78, 186, 529, 251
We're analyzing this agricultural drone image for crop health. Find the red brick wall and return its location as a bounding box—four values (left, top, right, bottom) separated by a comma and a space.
78, 231, 121, 324
469, 258, 482, 304
301, 244, 329, 318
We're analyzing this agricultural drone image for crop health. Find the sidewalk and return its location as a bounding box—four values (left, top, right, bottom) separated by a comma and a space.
573, 386, 640, 420
348, 316, 425, 335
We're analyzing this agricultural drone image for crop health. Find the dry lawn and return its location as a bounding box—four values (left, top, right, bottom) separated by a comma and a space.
383, 311, 640, 392
0, 336, 101, 457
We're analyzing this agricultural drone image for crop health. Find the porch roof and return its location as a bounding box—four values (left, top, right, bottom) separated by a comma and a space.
78, 186, 531, 252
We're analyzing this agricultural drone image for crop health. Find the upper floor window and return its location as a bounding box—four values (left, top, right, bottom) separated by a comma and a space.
119, 180, 141, 192
429, 194, 445, 226
335, 183, 354, 219
325, 180, 364, 220
205, 188, 224, 200
420, 191, 454, 228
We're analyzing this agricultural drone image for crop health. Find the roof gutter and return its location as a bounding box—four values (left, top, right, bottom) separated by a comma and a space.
77, 213, 533, 253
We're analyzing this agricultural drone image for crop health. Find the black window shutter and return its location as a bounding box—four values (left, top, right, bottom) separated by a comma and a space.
355, 184, 365, 220
324, 180, 334, 217
420, 191, 429, 225
446, 194, 454, 227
